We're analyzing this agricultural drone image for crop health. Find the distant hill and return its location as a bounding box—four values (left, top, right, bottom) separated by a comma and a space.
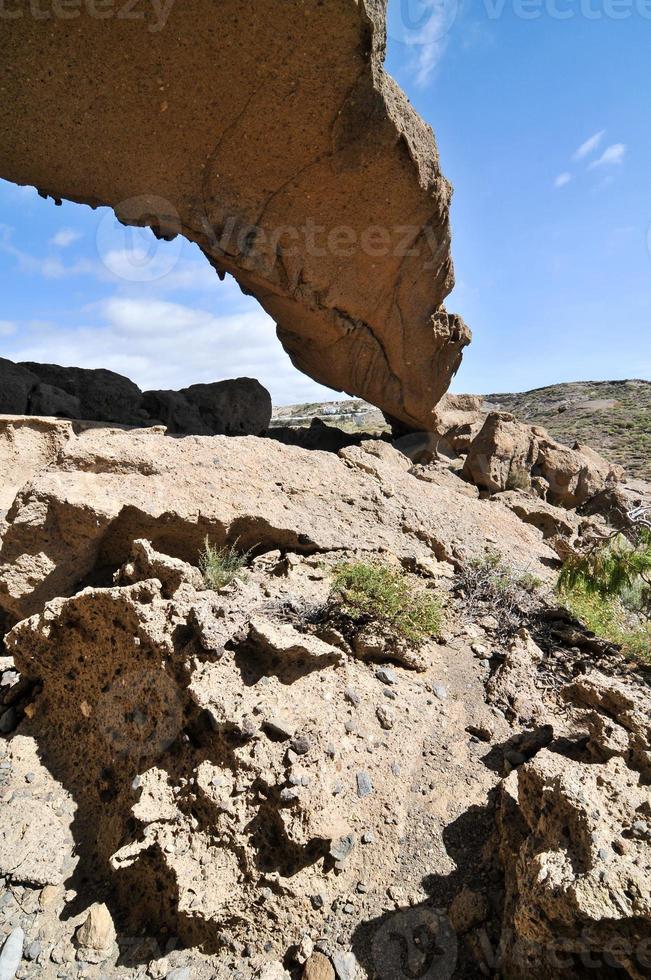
272, 379, 651, 480
486, 380, 651, 482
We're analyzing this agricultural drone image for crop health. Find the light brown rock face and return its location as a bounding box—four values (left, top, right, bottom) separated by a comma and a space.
488, 635, 651, 979
0, 1, 470, 432
463, 412, 624, 507
0, 421, 557, 622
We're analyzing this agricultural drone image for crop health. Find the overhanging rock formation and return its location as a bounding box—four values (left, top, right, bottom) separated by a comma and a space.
0, 0, 470, 431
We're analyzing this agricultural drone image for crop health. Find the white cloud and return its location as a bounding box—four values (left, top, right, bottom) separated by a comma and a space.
5, 292, 342, 406
400, 3, 458, 87
572, 130, 605, 161
413, 36, 449, 86
50, 229, 83, 248
554, 172, 572, 189
588, 143, 627, 170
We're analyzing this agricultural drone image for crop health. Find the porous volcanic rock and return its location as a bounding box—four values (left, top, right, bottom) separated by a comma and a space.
0, 0, 470, 431
0, 356, 272, 436
0, 420, 558, 621
463, 412, 624, 507
21, 361, 144, 426
144, 379, 272, 436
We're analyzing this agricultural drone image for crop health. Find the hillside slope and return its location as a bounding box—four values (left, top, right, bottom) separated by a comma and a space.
272, 380, 651, 480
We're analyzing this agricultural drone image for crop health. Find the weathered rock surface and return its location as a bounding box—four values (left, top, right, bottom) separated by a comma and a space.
3, 543, 499, 963
0, 1, 469, 430
463, 412, 624, 507
21, 361, 144, 426
144, 379, 272, 436
0, 420, 558, 621
0, 418, 648, 979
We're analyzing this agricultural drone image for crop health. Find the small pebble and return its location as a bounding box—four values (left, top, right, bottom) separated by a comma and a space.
356, 772, 373, 798
375, 667, 397, 686
344, 688, 361, 707
290, 736, 310, 756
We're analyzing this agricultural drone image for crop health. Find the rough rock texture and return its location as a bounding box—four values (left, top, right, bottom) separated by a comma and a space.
0, 359, 40, 416
0, 357, 272, 436
144, 379, 272, 437
0, 415, 73, 511
3, 543, 503, 969
463, 412, 624, 507
495, 659, 651, 978
0, 421, 558, 622
0, 1, 470, 431
21, 362, 144, 426
0, 417, 648, 978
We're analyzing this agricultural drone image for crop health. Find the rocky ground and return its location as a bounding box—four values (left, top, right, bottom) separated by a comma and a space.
272, 379, 651, 481
0, 413, 649, 980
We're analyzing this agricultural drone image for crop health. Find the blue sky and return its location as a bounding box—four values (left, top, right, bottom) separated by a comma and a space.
1, 0, 650, 404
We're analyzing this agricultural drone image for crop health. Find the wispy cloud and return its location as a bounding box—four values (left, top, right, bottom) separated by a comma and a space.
588, 143, 627, 170
3, 291, 340, 405
572, 130, 605, 161
554, 172, 572, 189
400, 3, 458, 87
0, 321, 17, 338
50, 229, 83, 248
413, 36, 449, 86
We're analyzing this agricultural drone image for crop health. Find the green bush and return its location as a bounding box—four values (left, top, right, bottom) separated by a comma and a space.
331, 562, 443, 644
199, 537, 252, 590
558, 580, 651, 663
558, 528, 651, 663
506, 465, 532, 492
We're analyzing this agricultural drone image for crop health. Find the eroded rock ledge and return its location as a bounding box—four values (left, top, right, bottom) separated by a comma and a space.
0, 0, 470, 431
0, 418, 649, 978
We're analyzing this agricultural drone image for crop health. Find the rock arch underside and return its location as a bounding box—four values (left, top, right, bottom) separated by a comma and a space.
0, 0, 470, 431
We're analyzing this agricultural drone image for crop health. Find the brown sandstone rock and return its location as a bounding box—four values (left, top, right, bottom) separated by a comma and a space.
303, 953, 335, 980
463, 412, 624, 507
0, 1, 469, 431
0, 423, 557, 621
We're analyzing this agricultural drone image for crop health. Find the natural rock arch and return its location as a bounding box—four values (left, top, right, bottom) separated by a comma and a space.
0, 0, 470, 431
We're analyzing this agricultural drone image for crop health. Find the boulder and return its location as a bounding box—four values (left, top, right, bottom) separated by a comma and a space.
432, 393, 486, 455
462, 413, 538, 494
182, 378, 272, 435
0, 358, 38, 414
20, 362, 144, 425
28, 382, 81, 419
463, 412, 624, 508
0, 1, 470, 431
141, 389, 211, 436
